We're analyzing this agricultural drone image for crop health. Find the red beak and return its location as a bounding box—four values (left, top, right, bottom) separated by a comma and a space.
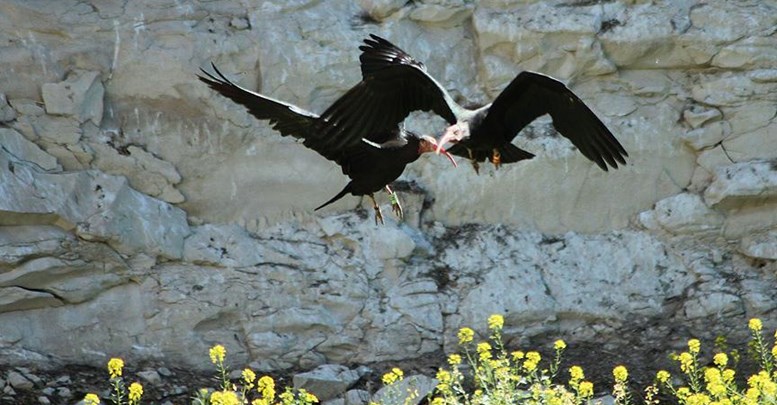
436, 126, 461, 155
437, 145, 458, 168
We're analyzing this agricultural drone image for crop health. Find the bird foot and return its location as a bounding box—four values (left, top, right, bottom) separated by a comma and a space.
389, 192, 403, 220
490, 148, 501, 169
373, 206, 385, 225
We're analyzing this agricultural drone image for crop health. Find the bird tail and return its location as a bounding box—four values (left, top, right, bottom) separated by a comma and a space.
315, 184, 352, 211
498, 144, 535, 163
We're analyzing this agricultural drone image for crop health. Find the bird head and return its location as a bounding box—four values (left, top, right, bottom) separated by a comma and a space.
435, 122, 470, 154
419, 135, 457, 168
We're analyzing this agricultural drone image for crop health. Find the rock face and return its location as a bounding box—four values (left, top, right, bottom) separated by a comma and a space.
0, 0, 775, 383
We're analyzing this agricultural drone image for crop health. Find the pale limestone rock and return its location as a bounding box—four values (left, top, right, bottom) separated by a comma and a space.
6, 371, 33, 390
293, 365, 362, 401
41, 70, 104, 125
649, 193, 724, 235
739, 231, 777, 260
372, 375, 436, 405
691, 74, 756, 107
704, 161, 777, 208
723, 122, 777, 162
750, 69, 777, 83
137, 369, 162, 386
344, 389, 370, 405
409, 4, 472, 27
683, 106, 722, 129
726, 101, 777, 135
0, 147, 189, 258
0, 128, 59, 171
0, 286, 63, 314
681, 121, 730, 151
358, 0, 406, 20
32, 116, 82, 145
0, 93, 16, 122
90, 142, 184, 203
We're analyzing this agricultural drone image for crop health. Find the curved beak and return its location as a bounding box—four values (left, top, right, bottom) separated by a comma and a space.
420, 137, 458, 168
436, 125, 461, 155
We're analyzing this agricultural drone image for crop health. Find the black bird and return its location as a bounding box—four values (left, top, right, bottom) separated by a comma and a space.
197, 63, 457, 224
322, 34, 628, 174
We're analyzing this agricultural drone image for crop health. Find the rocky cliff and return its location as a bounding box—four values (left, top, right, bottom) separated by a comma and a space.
0, 0, 775, 377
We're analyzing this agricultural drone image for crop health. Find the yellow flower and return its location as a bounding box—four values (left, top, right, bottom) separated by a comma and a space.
457, 327, 474, 344
128, 382, 143, 403
83, 393, 101, 405
772, 344, 777, 358
656, 370, 670, 384
579, 381, 594, 397
722, 369, 735, 383
299, 389, 318, 404
713, 353, 728, 368
243, 368, 256, 384
523, 359, 538, 372
487, 314, 504, 330
511, 351, 525, 361
279, 391, 295, 405
382, 370, 399, 385
749, 318, 762, 332
391, 367, 403, 379
677, 387, 691, 399
209, 344, 226, 365
431, 397, 444, 405
447, 353, 461, 366
554, 339, 567, 351
211, 390, 240, 405
526, 351, 541, 363
688, 338, 701, 354
476, 342, 492, 360
569, 366, 584, 382
107, 358, 124, 379
678, 352, 695, 372
258, 376, 275, 402
685, 393, 711, 405
613, 365, 628, 382
436, 369, 451, 384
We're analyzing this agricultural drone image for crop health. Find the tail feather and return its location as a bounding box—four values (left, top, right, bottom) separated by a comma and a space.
499, 143, 535, 163
315, 183, 352, 211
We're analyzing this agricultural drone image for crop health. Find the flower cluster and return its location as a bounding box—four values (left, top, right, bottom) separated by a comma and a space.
655, 318, 777, 405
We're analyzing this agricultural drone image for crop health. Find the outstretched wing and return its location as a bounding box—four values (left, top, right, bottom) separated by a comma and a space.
320, 34, 458, 149
198, 63, 354, 162
484, 71, 628, 171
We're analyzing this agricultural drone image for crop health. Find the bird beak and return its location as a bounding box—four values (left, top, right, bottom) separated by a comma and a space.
420, 137, 457, 168
436, 125, 461, 155
437, 145, 458, 168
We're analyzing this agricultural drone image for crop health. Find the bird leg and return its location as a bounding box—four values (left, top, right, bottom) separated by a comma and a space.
490, 148, 501, 170
385, 185, 403, 220
368, 194, 384, 225
467, 148, 480, 175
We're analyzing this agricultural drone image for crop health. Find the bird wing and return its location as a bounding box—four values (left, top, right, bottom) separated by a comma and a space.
483, 71, 628, 171
198, 63, 355, 162
319, 34, 458, 149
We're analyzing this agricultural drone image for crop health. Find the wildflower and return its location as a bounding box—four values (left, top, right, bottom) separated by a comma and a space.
685, 393, 711, 405
128, 382, 143, 403
211, 390, 240, 405
511, 350, 525, 361
526, 351, 541, 363
656, 370, 670, 384
299, 389, 318, 403
457, 327, 474, 344
243, 368, 256, 384
487, 314, 504, 330
677, 387, 691, 399
749, 318, 762, 332
688, 338, 701, 354
613, 365, 628, 382
258, 376, 275, 402
382, 368, 403, 385
107, 358, 124, 379
431, 397, 444, 405
209, 344, 226, 365
279, 390, 295, 405
83, 393, 101, 405
713, 353, 728, 368
569, 366, 584, 382
554, 339, 567, 351
436, 369, 452, 384
476, 342, 492, 360
678, 352, 695, 372
447, 353, 461, 366
579, 381, 594, 397
722, 369, 735, 383
772, 344, 777, 358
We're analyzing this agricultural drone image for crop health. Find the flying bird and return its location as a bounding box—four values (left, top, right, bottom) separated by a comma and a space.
197, 63, 457, 225
322, 34, 628, 174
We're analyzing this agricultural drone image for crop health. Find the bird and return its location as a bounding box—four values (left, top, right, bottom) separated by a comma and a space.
197, 62, 457, 225
321, 34, 628, 175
